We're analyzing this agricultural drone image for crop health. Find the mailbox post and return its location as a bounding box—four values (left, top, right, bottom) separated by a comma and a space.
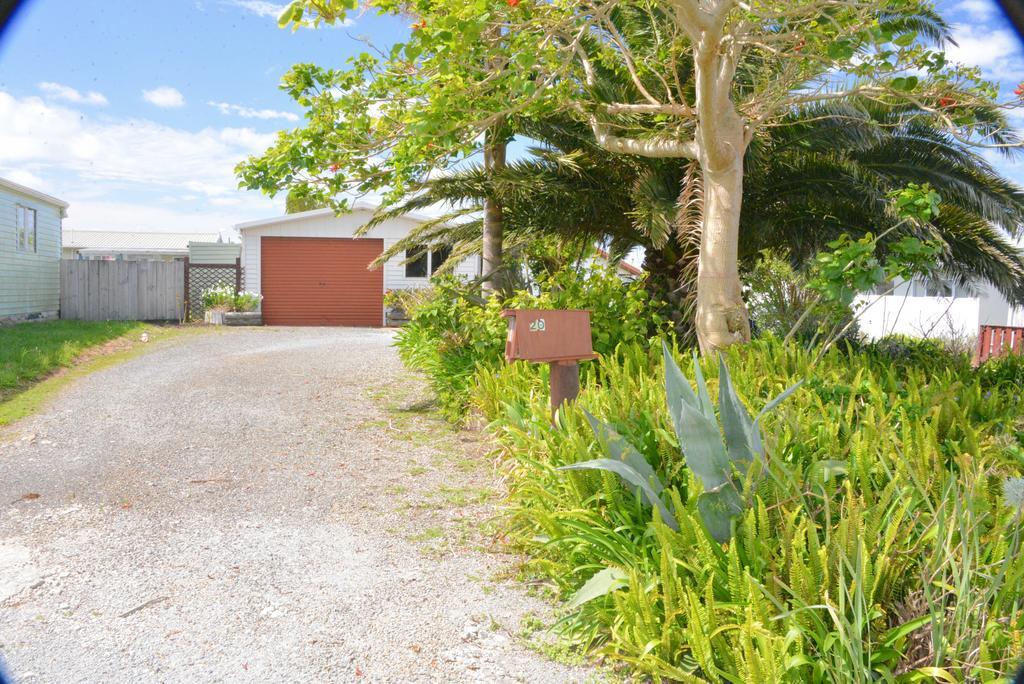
501, 309, 597, 420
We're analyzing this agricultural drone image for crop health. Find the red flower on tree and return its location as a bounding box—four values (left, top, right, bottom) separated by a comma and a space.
1015, 82, 1024, 98
938, 96, 956, 108
506, 0, 521, 6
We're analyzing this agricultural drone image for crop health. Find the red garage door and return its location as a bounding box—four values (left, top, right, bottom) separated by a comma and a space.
260, 237, 384, 326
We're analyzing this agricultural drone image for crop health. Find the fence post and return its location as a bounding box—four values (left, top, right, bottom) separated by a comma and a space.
235, 257, 242, 295
183, 257, 191, 322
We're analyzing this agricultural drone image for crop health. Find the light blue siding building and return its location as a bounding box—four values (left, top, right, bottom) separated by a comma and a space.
0, 177, 69, 324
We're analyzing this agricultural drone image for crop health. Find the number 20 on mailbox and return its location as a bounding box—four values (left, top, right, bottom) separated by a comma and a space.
501, 309, 598, 418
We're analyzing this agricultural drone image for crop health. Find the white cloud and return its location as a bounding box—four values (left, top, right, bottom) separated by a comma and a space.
228, 0, 286, 18
61, 198, 276, 235
946, 25, 1024, 82
208, 100, 299, 122
2, 169, 46, 189
954, 0, 997, 20
142, 86, 186, 108
0, 90, 275, 199
38, 82, 108, 106
209, 196, 245, 206
226, 0, 353, 26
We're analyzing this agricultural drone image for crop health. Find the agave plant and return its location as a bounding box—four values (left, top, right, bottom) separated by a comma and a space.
560, 342, 800, 543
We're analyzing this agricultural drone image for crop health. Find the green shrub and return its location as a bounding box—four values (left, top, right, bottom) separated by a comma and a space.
979, 352, 1024, 394
201, 284, 235, 311
232, 291, 262, 312
478, 338, 1024, 682
200, 285, 262, 313
390, 263, 662, 421
744, 250, 856, 343
860, 334, 972, 376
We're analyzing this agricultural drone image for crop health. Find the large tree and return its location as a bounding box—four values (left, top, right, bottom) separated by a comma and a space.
240, 0, 1020, 351
364, 102, 1024, 341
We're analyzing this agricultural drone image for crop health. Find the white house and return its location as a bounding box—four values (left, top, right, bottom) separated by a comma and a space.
236, 202, 480, 326
855, 275, 1024, 340
0, 177, 68, 324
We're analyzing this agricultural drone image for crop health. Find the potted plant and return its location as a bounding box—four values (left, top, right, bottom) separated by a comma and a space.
202, 285, 263, 326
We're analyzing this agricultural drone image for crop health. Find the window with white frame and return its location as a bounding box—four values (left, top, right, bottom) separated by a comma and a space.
404, 245, 452, 278
909, 276, 960, 298
15, 205, 37, 253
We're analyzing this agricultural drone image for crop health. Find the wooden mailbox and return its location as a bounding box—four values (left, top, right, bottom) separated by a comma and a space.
502, 309, 597, 363
502, 309, 597, 418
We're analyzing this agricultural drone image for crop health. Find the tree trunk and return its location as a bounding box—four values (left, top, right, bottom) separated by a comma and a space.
643, 238, 697, 344
481, 130, 506, 295
692, 35, 751, 353
694, 125, 751, 352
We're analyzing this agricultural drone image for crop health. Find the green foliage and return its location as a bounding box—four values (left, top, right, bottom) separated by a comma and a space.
564, 347, 799, 544
809, 231, 942, 310
861, 335, 972, 377
978, 352, 1024, 394
232, 292, 263, 313
390, 263, 659, 421
200, 285, 262, 313
744, 251, 856, 343
249, 0, 1011, 217
477, 338, 1024, 682
665, 346, 800, 541
201, 285, 234, 311
284, 187, 328, 214
889, 182, 942, 223
0, 320, 145, 394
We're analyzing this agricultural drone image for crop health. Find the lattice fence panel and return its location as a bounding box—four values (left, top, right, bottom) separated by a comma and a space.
187, 264, 243, 321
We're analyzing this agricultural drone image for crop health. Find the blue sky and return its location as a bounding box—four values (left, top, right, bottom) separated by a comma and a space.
0, 0, 1022, 237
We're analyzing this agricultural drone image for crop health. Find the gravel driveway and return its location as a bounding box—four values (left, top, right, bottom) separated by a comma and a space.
0, 327, 590, 683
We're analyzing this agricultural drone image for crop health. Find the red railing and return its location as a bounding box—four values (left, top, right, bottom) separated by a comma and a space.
975, 325, 1024, 365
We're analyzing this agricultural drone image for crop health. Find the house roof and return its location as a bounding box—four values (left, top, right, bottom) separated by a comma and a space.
0, 177, 69, 211
62, 230, 221, 252
235, 199, 441, 231
596, 248, 644, 276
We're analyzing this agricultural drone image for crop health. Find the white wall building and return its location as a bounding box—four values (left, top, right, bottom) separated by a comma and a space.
855, 275, 1024, 340
236, 202, 479, 326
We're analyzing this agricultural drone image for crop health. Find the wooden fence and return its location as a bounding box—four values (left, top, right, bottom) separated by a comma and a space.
975, 324, 1024, 365
60, 260, 185, 321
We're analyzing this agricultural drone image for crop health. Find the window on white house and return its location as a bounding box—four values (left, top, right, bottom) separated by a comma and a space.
904, 276, 961, 298
405, 245, 452, 278
430, 245, 452, 275
16, 206, 37, 253
925, 277, 953, 298
405, 247, 429, 278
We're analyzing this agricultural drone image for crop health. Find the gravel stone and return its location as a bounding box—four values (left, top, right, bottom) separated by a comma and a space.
0, 327, 593, 683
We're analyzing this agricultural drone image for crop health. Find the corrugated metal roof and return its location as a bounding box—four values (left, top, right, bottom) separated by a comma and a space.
63, 230, 220, 251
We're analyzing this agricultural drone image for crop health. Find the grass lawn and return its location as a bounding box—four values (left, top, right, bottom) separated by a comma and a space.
0, 320, 146, 394
0, 320, 194, 427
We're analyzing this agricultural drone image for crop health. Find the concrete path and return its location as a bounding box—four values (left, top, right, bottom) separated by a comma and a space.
0, 327, 587, 683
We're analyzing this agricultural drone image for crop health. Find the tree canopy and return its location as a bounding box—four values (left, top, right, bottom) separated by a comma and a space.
238, 0, 1023, 349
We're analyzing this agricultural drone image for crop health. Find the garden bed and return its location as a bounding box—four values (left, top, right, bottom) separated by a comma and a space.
390, 269, 1024, 681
